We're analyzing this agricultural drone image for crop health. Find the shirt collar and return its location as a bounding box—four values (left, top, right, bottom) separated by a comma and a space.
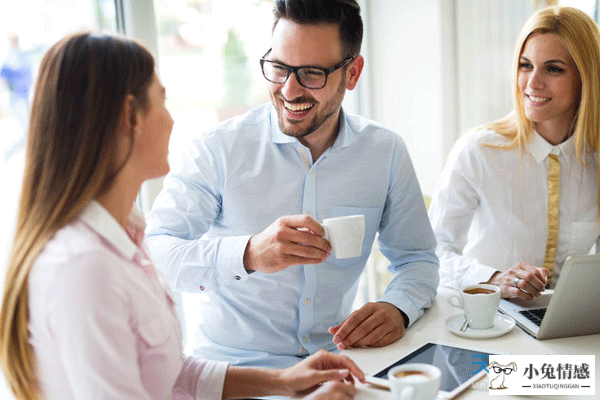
331, 108, 356, 150
79, 200, 143, 261
527, 130, 576, 164
269, 105, 357, 149
270, 106, 295, 144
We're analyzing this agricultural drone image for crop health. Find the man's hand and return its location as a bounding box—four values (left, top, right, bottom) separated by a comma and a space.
328, 302, 405, 350
243, 215, 331, 273
486, 262, 549, 300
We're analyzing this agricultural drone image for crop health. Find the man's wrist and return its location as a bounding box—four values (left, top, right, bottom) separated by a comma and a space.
379, 301, 409, 328
399, 309, 409, 328
242, 236, 255, 272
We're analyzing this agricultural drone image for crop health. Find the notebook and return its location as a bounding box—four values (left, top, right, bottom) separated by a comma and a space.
498, 254, 600, 339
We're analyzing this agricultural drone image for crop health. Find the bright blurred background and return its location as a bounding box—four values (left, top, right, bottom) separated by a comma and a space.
0, 0, 598, 397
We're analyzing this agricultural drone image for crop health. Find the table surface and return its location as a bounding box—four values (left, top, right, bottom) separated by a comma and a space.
342, 286, 599, 400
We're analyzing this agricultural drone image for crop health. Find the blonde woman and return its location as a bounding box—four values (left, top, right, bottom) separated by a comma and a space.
0, 32, 364, 400
429, 6, 600, 300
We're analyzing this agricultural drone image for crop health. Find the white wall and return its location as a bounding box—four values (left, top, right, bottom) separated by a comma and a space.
455, 0, 533, 133
366, 0, 535, 197
366, 0, 450, 197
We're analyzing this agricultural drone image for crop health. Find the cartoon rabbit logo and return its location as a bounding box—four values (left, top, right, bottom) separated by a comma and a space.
489, 361, 517, 390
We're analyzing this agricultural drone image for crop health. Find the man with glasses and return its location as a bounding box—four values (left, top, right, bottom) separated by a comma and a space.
147, 0, 439, 369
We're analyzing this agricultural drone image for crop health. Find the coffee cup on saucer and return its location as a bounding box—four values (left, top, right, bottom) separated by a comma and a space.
447, 284, 501, 330
388, 363, 441, 400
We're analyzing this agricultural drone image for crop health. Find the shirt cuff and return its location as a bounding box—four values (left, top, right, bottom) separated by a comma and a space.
378, 291, 421, 329
195, 360, 229, 400
175, 357, 229, 400
469, 265, 498, 287
215, 235, 252, 284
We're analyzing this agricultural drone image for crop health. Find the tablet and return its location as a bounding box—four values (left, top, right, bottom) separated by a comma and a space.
366, 342, 493, 399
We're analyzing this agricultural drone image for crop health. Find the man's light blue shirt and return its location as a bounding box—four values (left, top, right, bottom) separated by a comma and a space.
146, 104, 439, 368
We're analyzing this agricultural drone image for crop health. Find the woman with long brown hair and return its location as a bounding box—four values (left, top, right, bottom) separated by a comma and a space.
0, 32, 363, 400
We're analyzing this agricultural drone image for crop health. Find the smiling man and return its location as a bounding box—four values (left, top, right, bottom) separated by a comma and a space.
146, 0, 439, 369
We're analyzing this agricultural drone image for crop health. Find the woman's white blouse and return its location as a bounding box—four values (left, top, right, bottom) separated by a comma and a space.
429, 129, 600, 289
28, 201, 228, 399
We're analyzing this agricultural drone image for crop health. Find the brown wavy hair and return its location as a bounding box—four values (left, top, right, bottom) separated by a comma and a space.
0, 32, 154, 399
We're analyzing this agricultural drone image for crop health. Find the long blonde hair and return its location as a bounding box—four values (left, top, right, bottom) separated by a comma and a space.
484, 6, 600, 214
0, 32, 154, 399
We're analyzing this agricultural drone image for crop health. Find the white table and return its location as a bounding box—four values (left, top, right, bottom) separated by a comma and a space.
342, 286, 599, 400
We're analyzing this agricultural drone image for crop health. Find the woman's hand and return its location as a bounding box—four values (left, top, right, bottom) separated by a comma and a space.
486, 262, 549, 300
223, 350, 365, 399
299, 380, 358, 400
279, 350, 366, 398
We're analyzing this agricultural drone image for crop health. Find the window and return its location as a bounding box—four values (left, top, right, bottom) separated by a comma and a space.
152, 0, 275, 352
154, 0, 273, 173
560, 0, 598, 19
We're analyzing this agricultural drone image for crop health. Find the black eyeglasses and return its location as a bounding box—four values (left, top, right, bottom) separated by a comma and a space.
260, 48, 355, 89
492, 366, 514, 375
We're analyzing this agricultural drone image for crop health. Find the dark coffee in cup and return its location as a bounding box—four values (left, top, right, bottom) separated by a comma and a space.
394, 370, 431, 379
463, 288, 495, 295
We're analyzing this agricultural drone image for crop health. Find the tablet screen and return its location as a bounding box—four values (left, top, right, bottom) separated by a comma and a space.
371, 342, 493, 393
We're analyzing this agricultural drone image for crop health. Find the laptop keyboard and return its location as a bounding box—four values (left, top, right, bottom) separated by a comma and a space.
519, 308, 547, 327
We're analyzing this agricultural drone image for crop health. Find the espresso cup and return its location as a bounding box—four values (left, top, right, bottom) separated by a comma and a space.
388, 363, 441, 400
447, 284, 501, 330
322, 215, 365, 259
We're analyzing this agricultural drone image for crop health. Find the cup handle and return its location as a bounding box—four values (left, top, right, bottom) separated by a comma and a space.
447, 294, 463, 309
400, 386, 415, 400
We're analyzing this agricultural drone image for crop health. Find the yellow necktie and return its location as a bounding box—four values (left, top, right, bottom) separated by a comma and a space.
542, 153, 560, 286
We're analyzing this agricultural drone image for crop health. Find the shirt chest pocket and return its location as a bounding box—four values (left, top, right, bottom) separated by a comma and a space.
134, 291, 179, 349
325, 206, 381, 267
135, 302, 182, 400
138, 313, 172, 348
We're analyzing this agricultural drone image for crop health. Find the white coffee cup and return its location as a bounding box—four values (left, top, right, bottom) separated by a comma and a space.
388, 363, 441, 400
322, 215, 365, 259
447, 284, 501, 330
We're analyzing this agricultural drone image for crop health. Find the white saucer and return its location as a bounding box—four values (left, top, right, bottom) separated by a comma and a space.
446, 313, 516, 339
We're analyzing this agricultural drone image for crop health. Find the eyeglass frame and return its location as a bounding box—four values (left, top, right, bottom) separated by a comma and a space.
259, 48, 356, 89
492, 366, 515, 375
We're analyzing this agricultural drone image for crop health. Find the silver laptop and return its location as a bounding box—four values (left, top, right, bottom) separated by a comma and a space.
498, 254, 600, 339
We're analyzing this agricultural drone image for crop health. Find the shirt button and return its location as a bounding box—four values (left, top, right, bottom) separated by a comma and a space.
235, 276, 241, 280
304, 298, 311, 305
199, 286, 205, 291
303, 337, 308, 343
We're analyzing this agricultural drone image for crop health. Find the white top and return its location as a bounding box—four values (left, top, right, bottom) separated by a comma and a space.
28, 201, 228, 399
429, 128, 600, 289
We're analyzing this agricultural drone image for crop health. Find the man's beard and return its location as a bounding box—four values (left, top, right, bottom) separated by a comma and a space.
272, 75, 346, 139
